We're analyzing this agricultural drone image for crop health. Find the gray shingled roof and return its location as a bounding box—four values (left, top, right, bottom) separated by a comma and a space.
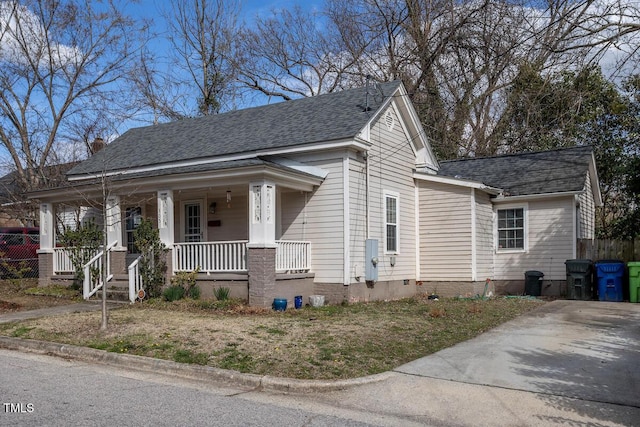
69, 81, 403, 177
105, 157, 324, 182
437, 146, 594, 196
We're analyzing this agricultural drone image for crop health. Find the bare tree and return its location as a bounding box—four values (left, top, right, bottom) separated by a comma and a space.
236, 5, 363, 100
0, 0, 148, 215
162, 0, 241, 116
235, 0, 640, 159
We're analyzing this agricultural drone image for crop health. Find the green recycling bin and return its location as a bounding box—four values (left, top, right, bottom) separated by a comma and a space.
628, 262, 640, 303
565, 259, 593, 300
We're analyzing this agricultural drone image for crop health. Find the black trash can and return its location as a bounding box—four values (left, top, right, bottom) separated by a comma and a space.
524, 271, 544, 296
565, 259, 593, 300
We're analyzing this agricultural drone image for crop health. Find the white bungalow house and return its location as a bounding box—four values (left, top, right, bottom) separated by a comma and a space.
30, 81, 601, 305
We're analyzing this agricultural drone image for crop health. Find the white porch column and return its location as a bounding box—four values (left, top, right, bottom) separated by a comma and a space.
157, 190, 174, 246
39, 203, 53, 251
247, 181, 277, 307
158, 190, 175, 248
248, 181, 276, 246
105, 195, 123, 249
158, 190, 174, 280
38, 203, 54, 286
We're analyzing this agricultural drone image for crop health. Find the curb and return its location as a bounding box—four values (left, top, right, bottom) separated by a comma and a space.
0, 336, 392, 393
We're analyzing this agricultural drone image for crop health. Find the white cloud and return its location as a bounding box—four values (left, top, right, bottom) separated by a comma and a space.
0, 1, 81, 69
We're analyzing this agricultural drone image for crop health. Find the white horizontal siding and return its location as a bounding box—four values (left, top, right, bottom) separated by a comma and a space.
475, 191, 494, 281
279, 191, 306, 240
206, 195, 248, 241
365, 105, 417, 282
495, 197, 574, 280
349, 154, 367, 280
419, 181, 473, 280
579, 171, 595, 239
284, 151, 346, 283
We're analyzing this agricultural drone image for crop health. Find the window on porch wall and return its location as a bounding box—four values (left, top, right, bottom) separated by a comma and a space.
125, 207, 142, 253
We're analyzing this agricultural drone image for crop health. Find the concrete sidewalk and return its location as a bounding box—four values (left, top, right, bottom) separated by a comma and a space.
0, 302, 105, 323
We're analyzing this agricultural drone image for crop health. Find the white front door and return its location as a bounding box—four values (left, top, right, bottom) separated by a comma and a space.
184, 201, 203, 242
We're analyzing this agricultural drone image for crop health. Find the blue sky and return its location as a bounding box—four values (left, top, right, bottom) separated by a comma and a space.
125, 0, 325, 31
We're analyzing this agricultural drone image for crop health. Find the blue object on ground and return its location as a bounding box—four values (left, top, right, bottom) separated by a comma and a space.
595, 261, 624, 302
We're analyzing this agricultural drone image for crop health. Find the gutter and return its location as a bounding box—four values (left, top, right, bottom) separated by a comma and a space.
413, 171, 502, 195
492, 190, 583, 203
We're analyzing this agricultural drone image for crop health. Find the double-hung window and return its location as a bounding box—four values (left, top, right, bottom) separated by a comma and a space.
384, 193, 399, 253
497, 207, 525, 250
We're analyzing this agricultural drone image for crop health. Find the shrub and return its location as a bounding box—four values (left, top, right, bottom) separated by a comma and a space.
171, 268, 200, 299
58, 221, 102, 288
188, 285, 201, 300
134, 219, 168, 298
213, 286, 230, 301
163, 285, 185, 302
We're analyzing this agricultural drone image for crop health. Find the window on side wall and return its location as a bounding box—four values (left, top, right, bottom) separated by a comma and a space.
497, 207, 525, 250
385, 193, 399, 253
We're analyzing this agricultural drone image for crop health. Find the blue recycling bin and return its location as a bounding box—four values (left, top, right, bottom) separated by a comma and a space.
595, 261, 625, 302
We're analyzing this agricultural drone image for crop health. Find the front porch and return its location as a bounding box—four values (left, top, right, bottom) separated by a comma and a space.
37, 175, 321, 307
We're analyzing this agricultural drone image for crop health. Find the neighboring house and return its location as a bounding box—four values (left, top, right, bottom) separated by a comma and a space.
29, 81, 601, 305
0, 162, 82, 227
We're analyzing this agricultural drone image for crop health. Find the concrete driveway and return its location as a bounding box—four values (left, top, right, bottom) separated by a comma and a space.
397, 300, 640, 406
316, 300, 640, 426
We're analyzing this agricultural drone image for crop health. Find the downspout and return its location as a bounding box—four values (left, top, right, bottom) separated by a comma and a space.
303, 192, 307, 241
365, 150, 370, 239
343, 153, 350, 285
471, 188, 477, 282
573, 194, 579, 259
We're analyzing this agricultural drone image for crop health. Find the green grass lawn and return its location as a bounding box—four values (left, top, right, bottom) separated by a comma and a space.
0, 294, 544, 380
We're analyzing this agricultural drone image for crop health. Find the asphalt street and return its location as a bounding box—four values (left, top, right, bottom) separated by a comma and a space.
0, 349, 396, 427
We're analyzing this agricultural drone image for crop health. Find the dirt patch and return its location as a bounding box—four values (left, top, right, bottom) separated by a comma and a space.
0, 300, 21, 312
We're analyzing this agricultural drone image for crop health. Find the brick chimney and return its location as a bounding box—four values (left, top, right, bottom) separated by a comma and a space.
91, 137, 105, 154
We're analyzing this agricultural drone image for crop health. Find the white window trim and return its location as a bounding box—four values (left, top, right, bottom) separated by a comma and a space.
383, 190, 400, 255
180, 199, 206, 242
495, 204, 528, 253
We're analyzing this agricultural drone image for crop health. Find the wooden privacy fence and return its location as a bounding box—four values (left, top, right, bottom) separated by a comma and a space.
577, 239, 640, 263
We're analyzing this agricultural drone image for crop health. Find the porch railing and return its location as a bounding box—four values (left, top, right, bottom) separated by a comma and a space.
128, 255, 143, 303
173, 241, 248, 273
172, 240, 311, 273
52, 247, 75, 273
83, 241, 117, 300
276, 240, 311, 272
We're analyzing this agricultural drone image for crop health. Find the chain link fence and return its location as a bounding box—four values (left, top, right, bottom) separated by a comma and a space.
0, 231, 39, 278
